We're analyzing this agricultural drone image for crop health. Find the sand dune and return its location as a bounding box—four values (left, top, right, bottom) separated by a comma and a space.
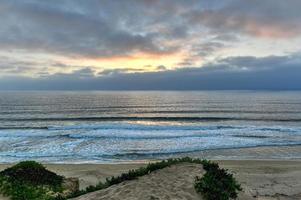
69, 160, 301, 200
71, 163, 203, 200
1, 160, 301, 200
220, 160, 301, 200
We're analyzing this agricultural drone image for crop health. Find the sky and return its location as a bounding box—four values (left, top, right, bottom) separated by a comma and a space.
0, 0, 301, 90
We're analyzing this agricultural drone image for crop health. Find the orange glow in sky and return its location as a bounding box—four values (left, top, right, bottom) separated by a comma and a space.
66, 51, 188, 73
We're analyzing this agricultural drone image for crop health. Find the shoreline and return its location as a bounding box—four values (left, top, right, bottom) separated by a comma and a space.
1, 144, 301, 165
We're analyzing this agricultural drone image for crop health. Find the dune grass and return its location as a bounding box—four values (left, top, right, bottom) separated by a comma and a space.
0, 158, 241, 200
68, 157, 241, 200
69, 157, 204, 198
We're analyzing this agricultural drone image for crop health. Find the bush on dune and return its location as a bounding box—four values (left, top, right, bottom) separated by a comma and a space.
0, 161, 64, 200
194, 160, 242, 200
0, 161, 63, 189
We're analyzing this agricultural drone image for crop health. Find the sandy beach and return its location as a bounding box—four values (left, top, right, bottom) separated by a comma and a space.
1, 155, 301, 199
65, 160, 301, 200
64, 160, 301, 200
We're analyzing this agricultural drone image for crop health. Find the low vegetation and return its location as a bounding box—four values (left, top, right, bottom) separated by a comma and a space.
68, 157, 204, 198
194, 160, 242, 200
68, 157, 242, 200
0, 161, 64, 200
0, 158, 241, 200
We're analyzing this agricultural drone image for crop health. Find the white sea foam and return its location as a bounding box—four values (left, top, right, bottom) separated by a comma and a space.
0, 122, 300, 163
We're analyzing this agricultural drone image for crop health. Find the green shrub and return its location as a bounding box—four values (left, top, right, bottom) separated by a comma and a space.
0, 161, 63, 189
202, 160, 219, 172
194, 161, 242, 200
0, 161, 65, 200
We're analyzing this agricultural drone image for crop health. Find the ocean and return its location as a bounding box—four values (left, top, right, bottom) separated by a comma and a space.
0, 91, 301, 163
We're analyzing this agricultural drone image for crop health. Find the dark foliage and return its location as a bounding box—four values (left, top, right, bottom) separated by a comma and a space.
0, 161, 63, 189
0, 161, 64, 200
202, 160, 219, 172
194, 160, 242, 200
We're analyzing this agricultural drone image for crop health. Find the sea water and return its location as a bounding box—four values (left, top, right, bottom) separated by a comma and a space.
0, 91, 300, 163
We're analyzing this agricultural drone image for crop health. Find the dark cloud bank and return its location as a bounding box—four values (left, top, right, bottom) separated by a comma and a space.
1, 55, 300, 90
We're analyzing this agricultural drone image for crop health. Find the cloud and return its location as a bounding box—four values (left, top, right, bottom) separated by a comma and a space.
193, 41, 225, 57
0, 0, 176, 58
0, 58, 43, 75
0, 54, 300, 90
188, 0, 301, 38
0, 0, 300, 81
99, 68, 146, 75
156, 65, 167, 71
2, 0, 299, 60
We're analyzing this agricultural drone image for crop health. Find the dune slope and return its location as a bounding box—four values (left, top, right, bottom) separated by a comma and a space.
71, 163, 203, 200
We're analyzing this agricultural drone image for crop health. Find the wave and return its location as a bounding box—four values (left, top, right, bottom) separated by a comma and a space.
1, 109, 300, 115
0, 132, 284, 140
0, 125, 299, 140
47, 124, 239, 131
0, 133, 262, 140
1, 116, 301, 122
255, 127, 297, 132
2, 143, 301, 161
0, 127, 49, 130
0, 123, 298, 133
133, 110, 301, 114
232, 135, 270, 139
0, 124, 238, 131
107, 143, 301, 158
